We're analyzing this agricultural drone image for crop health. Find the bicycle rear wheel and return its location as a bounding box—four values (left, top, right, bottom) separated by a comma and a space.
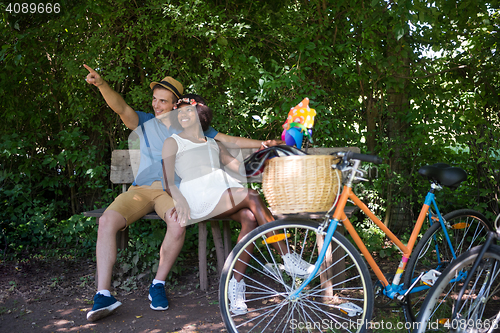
403, 209, 491, 323
414, 244, 500, 333
219, 219, 374, 333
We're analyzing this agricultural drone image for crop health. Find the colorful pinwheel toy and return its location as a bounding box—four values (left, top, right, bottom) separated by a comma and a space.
281, 97, 316, 149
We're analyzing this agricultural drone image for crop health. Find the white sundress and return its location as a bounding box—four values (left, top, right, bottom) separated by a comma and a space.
170, 134, 244, 223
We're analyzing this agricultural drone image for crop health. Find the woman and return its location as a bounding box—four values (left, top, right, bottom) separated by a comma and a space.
162, 94, 314, 315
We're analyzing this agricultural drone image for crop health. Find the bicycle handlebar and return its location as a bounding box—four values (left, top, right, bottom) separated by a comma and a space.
334, 151, 383, 164
348, 152, 383, 164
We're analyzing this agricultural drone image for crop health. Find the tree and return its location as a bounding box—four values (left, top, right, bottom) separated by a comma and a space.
1, 0, 499, 255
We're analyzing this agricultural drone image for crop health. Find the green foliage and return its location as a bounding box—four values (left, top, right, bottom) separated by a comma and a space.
112, 220, 215, 288
0, 212, 96, 260
1, 0, 499, 264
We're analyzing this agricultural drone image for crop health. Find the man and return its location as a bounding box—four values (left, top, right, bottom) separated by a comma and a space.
83, 64, 280, 322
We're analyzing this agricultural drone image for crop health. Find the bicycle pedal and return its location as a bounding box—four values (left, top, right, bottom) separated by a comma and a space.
421, 269, 441, 286
338, 302, 363, 317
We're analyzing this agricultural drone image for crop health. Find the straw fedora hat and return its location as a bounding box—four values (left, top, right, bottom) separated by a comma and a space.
150, 76, 184, 99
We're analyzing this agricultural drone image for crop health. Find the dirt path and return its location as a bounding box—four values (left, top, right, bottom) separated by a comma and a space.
0, 255, 405, 332
0, 258, 226, 332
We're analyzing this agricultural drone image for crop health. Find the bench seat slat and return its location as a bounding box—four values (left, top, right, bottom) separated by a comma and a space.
84, 206, 358, 220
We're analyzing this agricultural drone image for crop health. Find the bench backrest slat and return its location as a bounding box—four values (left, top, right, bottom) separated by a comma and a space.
110, 147, 360, 185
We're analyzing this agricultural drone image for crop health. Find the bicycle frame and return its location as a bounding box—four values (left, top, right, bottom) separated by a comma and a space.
290, 160, 458, 301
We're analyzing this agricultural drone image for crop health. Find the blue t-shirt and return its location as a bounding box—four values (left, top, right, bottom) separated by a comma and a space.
132, 111, 218, 186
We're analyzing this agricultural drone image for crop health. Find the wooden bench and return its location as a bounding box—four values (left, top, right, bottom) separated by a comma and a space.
83, 146, 360, 291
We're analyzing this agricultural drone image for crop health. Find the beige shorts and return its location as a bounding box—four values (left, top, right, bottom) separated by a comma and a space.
105, 181, 175, 228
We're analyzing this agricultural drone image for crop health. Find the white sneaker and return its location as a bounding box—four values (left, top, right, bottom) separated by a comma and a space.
282, 253, 315, 278
228, 277, 247, 315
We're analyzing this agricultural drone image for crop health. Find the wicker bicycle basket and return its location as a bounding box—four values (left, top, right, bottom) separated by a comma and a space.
262, 155, 342, 215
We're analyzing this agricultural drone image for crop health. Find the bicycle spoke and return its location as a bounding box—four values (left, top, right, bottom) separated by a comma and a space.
220, 220, 373, 333
403, 210, 492, 323
414, 245, 500, 333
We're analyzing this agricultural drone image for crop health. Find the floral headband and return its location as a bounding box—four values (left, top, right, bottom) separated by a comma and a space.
173, 98, 205, 109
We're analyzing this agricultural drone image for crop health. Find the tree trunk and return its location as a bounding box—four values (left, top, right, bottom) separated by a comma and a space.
383, 37, 412, 229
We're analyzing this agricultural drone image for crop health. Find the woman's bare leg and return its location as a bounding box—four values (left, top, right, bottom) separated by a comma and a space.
211, 188, 273, 225
212, 188, 289, 280
227, 209, 257, 281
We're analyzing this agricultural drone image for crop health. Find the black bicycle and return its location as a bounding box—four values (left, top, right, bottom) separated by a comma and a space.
415, 214, 500, 332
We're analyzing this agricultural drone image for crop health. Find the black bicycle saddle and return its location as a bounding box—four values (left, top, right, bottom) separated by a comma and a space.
418, 163, 467, 189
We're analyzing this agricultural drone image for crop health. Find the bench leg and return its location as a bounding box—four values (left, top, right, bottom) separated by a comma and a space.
95, 217, 100, 286
331, 225, 346, 287
330, 239, 346, 287
116, 228, 129, 250
317, 227, 346, 297
198, 222, 208, 291
222, 220, 232, 259
210, 221, 225, 276
317, 234, 334, 297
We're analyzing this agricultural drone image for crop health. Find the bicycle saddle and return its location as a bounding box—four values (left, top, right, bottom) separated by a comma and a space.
418, 163, 467, 189
244, 145, 308, 177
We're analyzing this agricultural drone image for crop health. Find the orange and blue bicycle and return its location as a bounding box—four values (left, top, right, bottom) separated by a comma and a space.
219, 151, 491, 333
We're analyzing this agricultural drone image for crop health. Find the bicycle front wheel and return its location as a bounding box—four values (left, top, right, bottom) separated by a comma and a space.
219, 219, 374, 333
414, 244, 500, 333
403, 209, 491, 323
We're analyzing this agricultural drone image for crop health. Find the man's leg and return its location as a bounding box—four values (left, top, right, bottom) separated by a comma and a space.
148, 208, 186, 311
87, 209, 127, 322
96, 210, 127, 291
87, 186, 158, 321
157, 209, 186, 281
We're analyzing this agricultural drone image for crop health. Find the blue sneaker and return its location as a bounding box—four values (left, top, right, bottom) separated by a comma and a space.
86, 293, 122, 322
148, 283, 169, 310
